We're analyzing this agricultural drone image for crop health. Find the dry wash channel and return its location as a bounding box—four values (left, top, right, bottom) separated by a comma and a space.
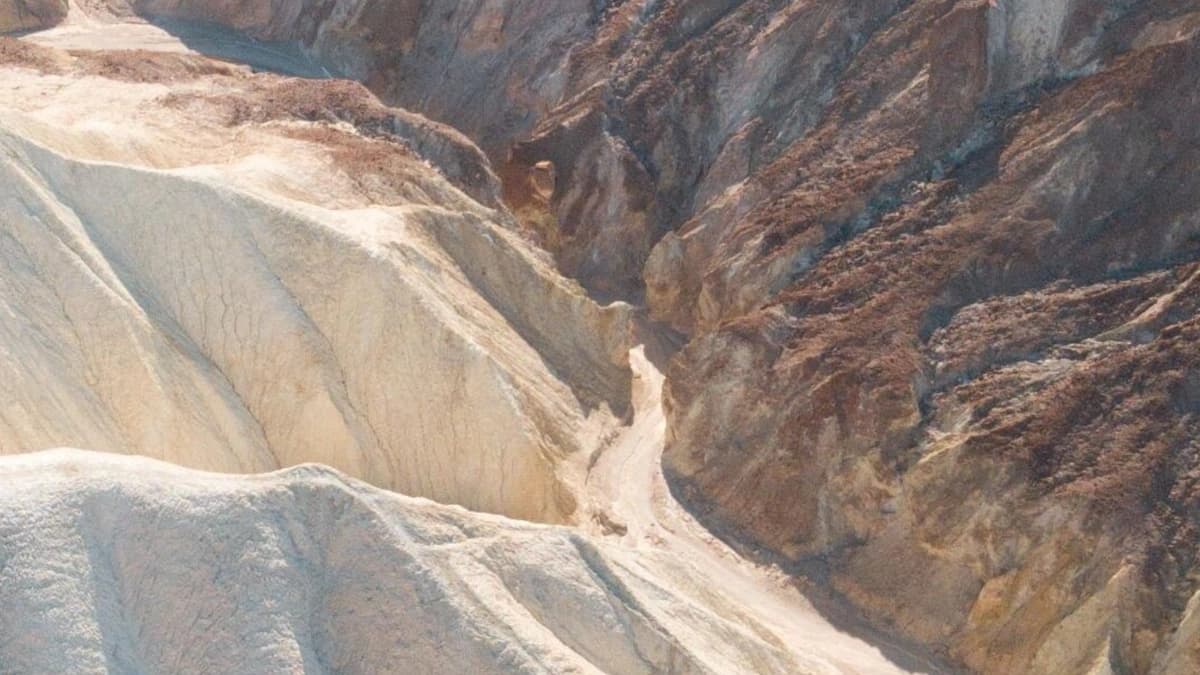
0, 8, 929, 675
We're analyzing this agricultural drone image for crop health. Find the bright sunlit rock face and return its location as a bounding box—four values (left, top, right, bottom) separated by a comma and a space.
3, 1, 1199, 673
0, 449, 798, 674
0, 14, 912, 675
0, 38, 632, 525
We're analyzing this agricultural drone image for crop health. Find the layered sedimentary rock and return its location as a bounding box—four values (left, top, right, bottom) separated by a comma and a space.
6, 1, 1200, 672
0, 449, 800, 674
210, 0, 1198, 670
0, 36, 631, 524
650, 5, 1200, 672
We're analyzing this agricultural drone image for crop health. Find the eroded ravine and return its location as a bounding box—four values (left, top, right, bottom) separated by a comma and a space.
586, 344, 935, 674
26, 2, 1200, 672
0, 12, 942, 674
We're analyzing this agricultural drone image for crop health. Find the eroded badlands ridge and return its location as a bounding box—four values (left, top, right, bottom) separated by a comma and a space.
0, 449, 800, 674
3, 0, 1200, 673
0, 35, 631, 524
0, 15, 923, 675
236, 1, 1198, 671
259, 2, 1195, 672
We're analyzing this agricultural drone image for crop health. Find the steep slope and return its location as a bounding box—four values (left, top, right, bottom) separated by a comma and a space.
0, 36, 631, 524
650, 7, 1200, 673
186, 0, 1199, 670
0, 19, 935, 675
5, 1, 1199, 672
586, 346, 940, 675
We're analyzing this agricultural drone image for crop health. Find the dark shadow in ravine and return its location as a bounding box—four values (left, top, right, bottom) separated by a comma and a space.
144, 16, 337, 79
662, 469, 967, 675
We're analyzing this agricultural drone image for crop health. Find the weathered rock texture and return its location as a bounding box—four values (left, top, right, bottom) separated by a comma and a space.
0, 36, 632, 525
203, 0, 1200, 670
0, 18, 930, 675
0, 449, 800, 674
9, 1, 1200, 672
651, 8, 1200, 673
633, 3, 1200, 673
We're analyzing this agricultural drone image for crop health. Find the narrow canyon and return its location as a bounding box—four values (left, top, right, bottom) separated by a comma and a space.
0, 0, 1197, 673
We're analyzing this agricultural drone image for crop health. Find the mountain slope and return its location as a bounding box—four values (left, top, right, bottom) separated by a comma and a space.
0, 17, 930, 675
4, 1, 1200, 672
0, 37, 631, 523
247, 0, 1199, 670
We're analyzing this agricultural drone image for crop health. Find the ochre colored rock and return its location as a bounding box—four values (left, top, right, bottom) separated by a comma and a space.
6, 0, 1200, 671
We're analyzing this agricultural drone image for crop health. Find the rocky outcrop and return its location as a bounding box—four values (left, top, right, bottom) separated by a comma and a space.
653, 2, 1200, 672
506, 0, 924, 299
0, 21, 927, 675
119, 0, 935, 300
131, 0, 615, 157
227, 0, 1196, 669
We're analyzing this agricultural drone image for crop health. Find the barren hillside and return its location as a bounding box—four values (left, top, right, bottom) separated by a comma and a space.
2, 1, 1198, 673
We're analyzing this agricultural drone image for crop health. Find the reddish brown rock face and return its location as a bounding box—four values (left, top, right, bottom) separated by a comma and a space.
43, 0, 1200, 671
502, 1, 1199, 670
647, 3, 1200, 671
